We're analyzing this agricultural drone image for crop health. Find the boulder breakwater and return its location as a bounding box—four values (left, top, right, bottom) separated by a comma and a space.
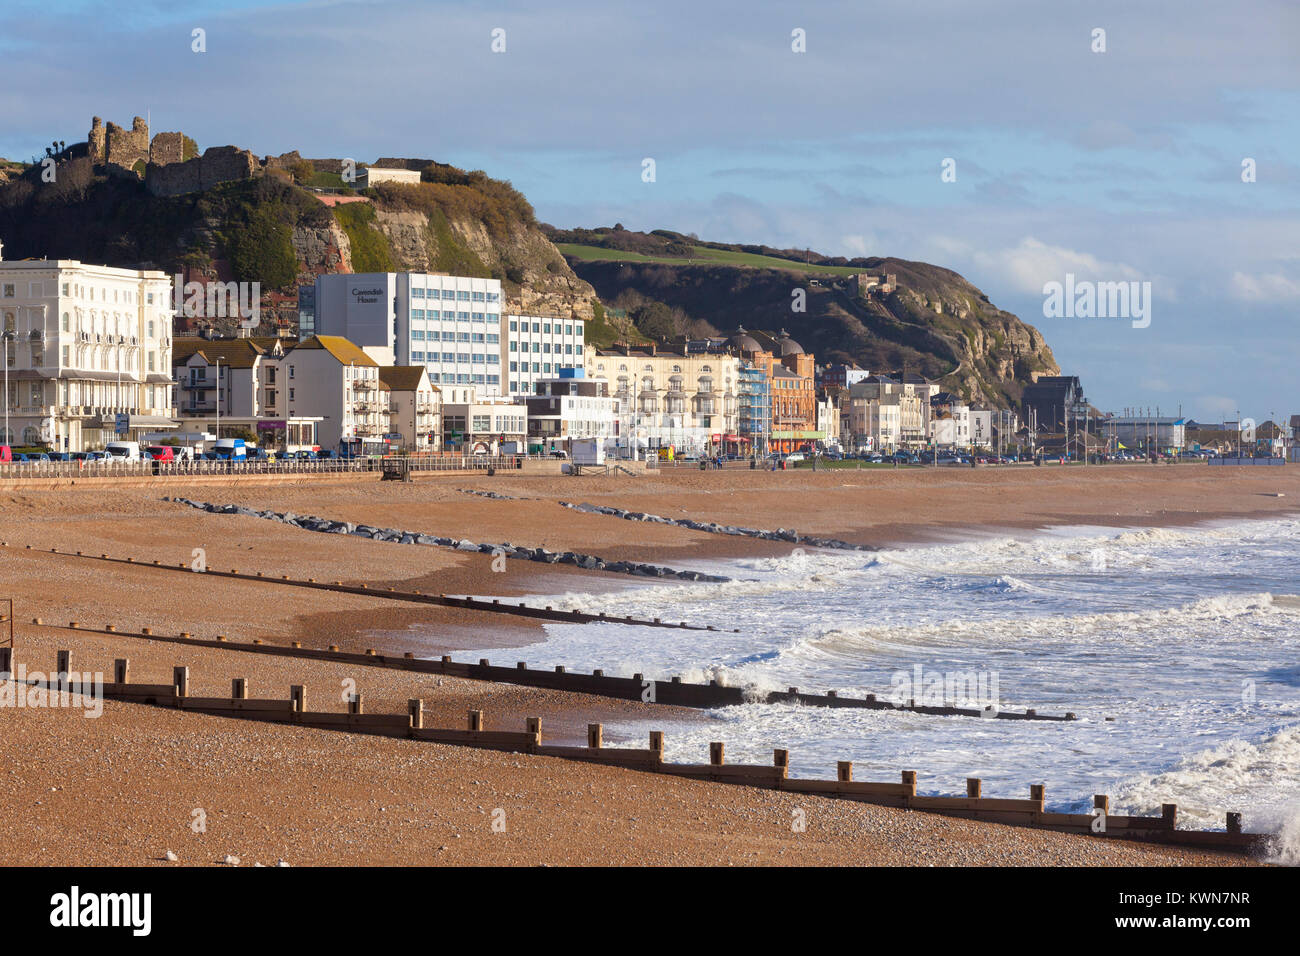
166, 497, 730, 582
558, 501, 875, 551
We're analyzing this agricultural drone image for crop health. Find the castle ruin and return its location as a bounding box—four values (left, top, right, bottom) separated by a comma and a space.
87, 115, 259, 197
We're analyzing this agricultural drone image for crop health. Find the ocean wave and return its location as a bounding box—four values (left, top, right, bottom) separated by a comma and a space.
1108, 724, 1300, 855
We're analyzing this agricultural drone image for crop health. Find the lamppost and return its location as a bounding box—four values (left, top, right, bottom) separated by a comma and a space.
214, 357, 221, 440
2, 329, 13, 445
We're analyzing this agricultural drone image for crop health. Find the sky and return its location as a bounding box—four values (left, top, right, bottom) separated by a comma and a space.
1, 0, 1296, 422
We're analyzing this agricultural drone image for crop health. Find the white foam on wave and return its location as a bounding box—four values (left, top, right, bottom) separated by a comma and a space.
1108, 724, 1300, 856
793, 591, 1287, 660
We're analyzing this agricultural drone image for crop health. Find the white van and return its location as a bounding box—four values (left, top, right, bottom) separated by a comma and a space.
104, 441, 142, 461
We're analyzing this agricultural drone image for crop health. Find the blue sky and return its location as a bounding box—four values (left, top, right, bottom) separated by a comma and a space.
3, 0, 1297, 421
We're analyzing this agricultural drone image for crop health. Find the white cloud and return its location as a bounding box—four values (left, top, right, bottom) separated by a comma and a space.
971, 237, 1144, 295
1229, 271, 1300, 303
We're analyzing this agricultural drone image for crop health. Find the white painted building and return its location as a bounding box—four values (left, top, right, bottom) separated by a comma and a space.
358, 167, 422, 188
970, 408, 993, 449
0, 252, 175, 451
587, 345, 740, 457
524, 371, 617, 453
379, 365, 440, 453
505, 314, 585, 397
280, 336, 385, 452
314, 272, 504, 394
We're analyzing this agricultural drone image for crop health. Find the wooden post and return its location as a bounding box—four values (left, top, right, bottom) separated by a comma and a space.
966, 778, 982, 798
113, 658, 129, 683
1094, 794, 1110, 814
290, 685, 306, 713
0, 647, 12, 673
479, 658, 489, 667
56, 650, 70, 688
587, 723, 602, 748
1161, 803, 1177, 828
468, 709, 483, 731
837, 761, 853, 782
649, 731, 664, 757
526, 717, 541, 738
516, 662, 527, 670
709, 741, 724, 765
901, 771, 917, 795
554, 665, 566, 674
773, 749, 789, 775
231, 678, 247, 699
787, 686, 799, 696
1226, 811, 1242, 835
348, 693, 363, 714
1029, 784, 1045, 808
593, 668, 604, 678
172, 666, 189, 698
408, 699, 423, 729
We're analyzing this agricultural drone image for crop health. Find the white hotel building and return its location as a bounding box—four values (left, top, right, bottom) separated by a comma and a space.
0, 252, 175, 451
312, 273, 585, 399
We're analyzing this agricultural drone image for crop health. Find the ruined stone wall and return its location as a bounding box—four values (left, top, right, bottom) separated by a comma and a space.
149, 131, 187, 166
145, 146, 259, 197
262, 150, 304, 170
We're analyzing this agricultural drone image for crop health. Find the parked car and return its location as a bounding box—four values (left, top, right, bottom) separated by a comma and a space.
46, 452, 68, 462
293, 450, 317, 460
104, 441, 142, 460
145, 445, 175, 462
785, 452, 806, 463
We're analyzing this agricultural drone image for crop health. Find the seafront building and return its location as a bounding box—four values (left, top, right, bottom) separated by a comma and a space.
1101, 416, 1187, 456
504, 313, 586, 397
0, 252, 176, 450
844, 374, 937, 452
313, 272, 505, 391
587, 343, 741, 457
311, 273, 587, 399
524, 368, 618, 454
379, 364, 441, 453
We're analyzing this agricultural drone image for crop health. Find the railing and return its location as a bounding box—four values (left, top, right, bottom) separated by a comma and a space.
0, 454, 527, 481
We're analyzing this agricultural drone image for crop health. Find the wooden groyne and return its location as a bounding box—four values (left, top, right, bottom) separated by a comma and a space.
29, 616, 1074, 721
0, 645, 1263, 855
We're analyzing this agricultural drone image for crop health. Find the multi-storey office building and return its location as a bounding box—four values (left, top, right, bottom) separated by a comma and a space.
314, 273, 505, 393
504, 314, 585, 396
0, 254, 175, 450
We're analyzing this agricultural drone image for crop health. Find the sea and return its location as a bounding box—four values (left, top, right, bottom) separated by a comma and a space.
483, 515, 1300, 857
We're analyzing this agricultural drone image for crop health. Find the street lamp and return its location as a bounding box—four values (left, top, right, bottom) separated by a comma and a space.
2, 329, 13, 445
214, 357, 221, 440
